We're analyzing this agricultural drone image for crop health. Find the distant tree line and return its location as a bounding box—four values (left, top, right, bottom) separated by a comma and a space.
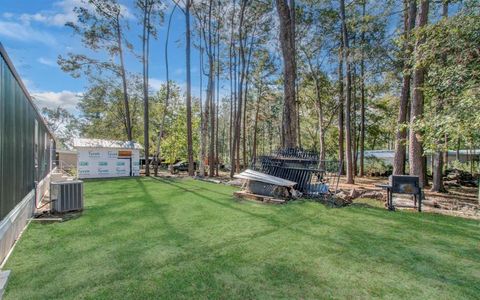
47, 0, 478, 191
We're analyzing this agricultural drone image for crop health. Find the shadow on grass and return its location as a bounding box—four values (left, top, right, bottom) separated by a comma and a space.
4, 177, 480, 299
149, 177, 480, 294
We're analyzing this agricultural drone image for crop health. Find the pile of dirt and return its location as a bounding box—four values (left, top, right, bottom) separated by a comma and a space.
348, 189, 386, 201
329, 189, 386, 207
313, 192, 350, 207
336, 176, 479, 219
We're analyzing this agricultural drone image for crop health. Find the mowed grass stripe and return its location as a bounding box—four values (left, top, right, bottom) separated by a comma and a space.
4, 177, 480, 299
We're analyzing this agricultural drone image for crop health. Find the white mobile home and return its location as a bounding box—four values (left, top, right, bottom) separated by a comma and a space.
74, 138, 142, 179
363, 149, 479, 167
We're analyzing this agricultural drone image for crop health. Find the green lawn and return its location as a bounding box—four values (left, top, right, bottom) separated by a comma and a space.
4, 178, 480, 299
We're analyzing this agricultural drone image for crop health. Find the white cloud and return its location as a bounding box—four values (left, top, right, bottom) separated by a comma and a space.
51, 0, 86, 25
119, 4, 134, 20
149, 78, 165, 91
21, 78, 35, 91
0, 21, 57, 45
31, 90, 82, 114
12, 0, 134, 28
38, 57, 57, 67
0, 0, 134, 46
16, 0, 84, 27
2, 12, 14, 19
20, 13, 48, 24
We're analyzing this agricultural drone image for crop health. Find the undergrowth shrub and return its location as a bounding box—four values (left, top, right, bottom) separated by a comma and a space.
363, 157, 393, 177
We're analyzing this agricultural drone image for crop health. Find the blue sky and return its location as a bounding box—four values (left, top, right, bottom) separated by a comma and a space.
0, 0, 204, 115
0, 0, 458, 118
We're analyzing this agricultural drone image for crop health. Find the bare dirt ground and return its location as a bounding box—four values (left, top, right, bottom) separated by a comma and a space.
147, 169, 233, 182
338, 176, 479, 220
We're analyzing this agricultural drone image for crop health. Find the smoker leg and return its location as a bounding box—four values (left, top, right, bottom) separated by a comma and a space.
418, 190, 422, 212
388, 189, 395, 211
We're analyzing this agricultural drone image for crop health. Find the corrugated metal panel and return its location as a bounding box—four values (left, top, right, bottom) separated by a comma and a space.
73, 138, 143, 149
0, 43, 56, 220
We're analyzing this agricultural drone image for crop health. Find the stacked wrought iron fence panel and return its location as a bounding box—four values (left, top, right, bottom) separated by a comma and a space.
252, 149, 341, 197
0, 45, 55, 220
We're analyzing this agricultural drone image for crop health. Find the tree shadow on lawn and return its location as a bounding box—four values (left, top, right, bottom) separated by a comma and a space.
86, 176, 480, 297
133, 178, 354, 297
144, 177, 480, 296
150, 177, 315, 227
6, 179, 202, 298
6, 177, 479, 299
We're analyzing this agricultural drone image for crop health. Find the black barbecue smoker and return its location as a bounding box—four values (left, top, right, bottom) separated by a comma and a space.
377, 175, 423, 212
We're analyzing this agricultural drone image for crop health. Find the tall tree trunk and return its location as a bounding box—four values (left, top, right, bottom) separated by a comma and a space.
394, 0, 416, 175
352, 58, 358, 176
443, 134, 448, 172
208, 63, 215, 177
252, 85, 262, 163
116, 14, 132, 141
242, 82, 248, 168
316, 89, 325, 167
432, 1, 448, 192
229, 0, 236, 177
199, 27, 206, 177
359, 65, 365, 176
409, 0, 429, 187
233, 39, 240, 174
297, 82, 301, 148
154, 4, 176, 177
141, 1, 152, 176
340, 0, 354, 184
186, 0, 194, 176
229, 44, 234, 172
456, 137, 460, 161
242, 31, 256, 168
338, 45, 345, 174
276, 0, 298, 148
207, 0, 215, 177
470, 146, 474, 174
232, 0, 247, 174
215, 22, 220, 177
359, 0, 366, 177
432, 152, 445, 191
304, 50, 325, 166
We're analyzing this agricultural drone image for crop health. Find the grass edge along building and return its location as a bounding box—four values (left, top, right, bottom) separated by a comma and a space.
0, 43, 56, 265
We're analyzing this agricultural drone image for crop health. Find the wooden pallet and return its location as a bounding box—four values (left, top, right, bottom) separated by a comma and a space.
234, 191, 286, 204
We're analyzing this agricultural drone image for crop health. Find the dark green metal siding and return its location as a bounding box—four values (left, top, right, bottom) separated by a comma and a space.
0, 44, 55, 220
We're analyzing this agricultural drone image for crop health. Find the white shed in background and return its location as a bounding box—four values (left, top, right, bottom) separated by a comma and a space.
73, 138, 143, 179
363, 149, 479, 166
363, 150, 396, 165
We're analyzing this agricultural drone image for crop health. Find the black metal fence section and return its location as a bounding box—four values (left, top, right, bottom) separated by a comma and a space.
251, 148, 342, 197
0, 43, 55, 220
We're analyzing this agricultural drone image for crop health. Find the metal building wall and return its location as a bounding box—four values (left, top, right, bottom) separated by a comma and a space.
0, 43, 55, 220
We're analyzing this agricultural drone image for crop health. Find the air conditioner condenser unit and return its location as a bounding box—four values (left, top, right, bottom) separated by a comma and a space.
50, 180, 84, 213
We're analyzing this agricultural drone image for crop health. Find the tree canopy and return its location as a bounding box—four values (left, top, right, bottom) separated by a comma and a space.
57, 0, 480, 183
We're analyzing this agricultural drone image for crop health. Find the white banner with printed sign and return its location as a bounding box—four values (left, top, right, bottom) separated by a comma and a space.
77, 147, 140, 179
